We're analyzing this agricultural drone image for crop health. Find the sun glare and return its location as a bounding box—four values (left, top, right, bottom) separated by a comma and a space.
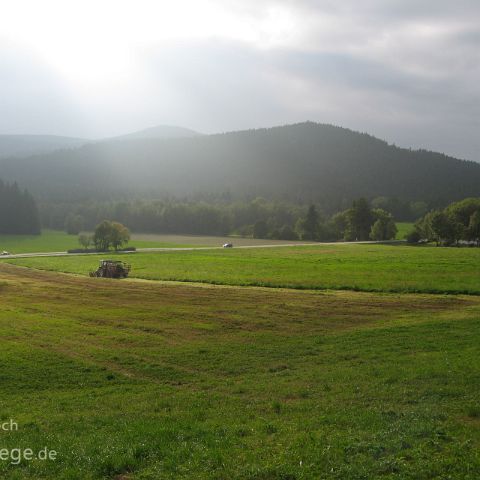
0, 0, 297, 87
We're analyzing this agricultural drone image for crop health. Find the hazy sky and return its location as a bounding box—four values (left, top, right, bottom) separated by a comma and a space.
1, 0, 479, 160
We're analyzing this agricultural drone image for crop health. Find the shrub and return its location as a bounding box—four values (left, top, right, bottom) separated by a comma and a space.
406, 230, 421, 244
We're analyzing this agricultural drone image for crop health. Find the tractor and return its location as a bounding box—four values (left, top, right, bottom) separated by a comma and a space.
89, 260, 131, 279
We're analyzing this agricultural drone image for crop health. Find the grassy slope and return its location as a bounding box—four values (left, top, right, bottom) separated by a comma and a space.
7, 243, 480, 295
0, 263, 479, 479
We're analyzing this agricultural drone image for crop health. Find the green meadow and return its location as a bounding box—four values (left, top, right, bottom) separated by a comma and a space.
0, 263, 479, 479
0, 230, 202, 254
7, 243, 480, 295
0, 230, 307, 254
0, 230, 81, 253
395, 222, 414, 240
1, 241, 480, 479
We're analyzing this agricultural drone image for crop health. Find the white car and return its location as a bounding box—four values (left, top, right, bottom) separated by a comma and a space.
1, 251, 11, 256
223, 243, 233, 248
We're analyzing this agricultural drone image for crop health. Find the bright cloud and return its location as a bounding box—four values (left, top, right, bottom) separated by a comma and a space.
0, 0, 479, 159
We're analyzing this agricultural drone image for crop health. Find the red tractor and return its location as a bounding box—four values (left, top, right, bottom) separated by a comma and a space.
89, 260, 131, 279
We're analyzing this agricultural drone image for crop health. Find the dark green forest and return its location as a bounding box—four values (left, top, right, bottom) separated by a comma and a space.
2, 122, 480, 239
1, 122, 480, 212
412, 197, 480, 245
50, 197, 398, 242
0, 180, 40, 234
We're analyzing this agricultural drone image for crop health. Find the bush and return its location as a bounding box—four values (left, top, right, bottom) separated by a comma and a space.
406, 230, 421, 244
67, 248, 98, 254
67, 246, 136, 254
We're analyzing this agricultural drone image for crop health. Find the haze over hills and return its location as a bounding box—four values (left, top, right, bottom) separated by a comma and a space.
104, 125, 202, 142
0, 135, 88, 158
0, 126, 201, 159
1, 122, 479, 210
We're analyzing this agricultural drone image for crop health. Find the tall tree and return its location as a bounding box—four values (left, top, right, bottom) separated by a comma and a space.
370, 209, 397, 241
468, 210, 480, 244
253, 220, 269, 239
93, 221, 113, 251
429, 211, 457, 245
109, 222, 130, 251
93, 220, 130, 251
0, 179, 40, 234
346, 198, 373, 241
299, 205, 320, 240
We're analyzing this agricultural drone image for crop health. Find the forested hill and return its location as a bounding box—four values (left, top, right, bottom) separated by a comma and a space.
1, 122, 479, 209
0, 180, 40, 234
0, 135, 87, 158
104, 125, 202, 142
0, 126, 199, 159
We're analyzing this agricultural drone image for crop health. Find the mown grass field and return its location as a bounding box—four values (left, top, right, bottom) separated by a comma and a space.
0, 262, 479, 479
7, 243, 480, 295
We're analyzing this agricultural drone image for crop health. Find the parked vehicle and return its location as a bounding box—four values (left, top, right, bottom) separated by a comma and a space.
1, 251, 11, 256
223, 243, 233, 248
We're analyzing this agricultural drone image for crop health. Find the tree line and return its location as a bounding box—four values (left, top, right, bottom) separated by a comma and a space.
410, 198, 480, 246
44, 195, 427, 239
292, 199, 397, 242
56, 197, 398, 243
0, 179, 40, 234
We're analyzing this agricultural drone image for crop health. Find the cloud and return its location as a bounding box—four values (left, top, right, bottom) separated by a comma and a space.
0, 41, 89, 136
0, 1, 479, 159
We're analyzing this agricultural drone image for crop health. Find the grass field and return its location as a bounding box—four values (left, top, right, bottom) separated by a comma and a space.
395, 222, 414, 240
130, 233, 310, 247
0, 262, 479, 479
2, 235, 480, 478
0, 230, 82, 253
0, 230, 310, 254
7, 243, 480, 295
0, 230, 202, 254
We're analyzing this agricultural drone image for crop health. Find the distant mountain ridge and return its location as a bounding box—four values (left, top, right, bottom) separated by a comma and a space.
1, 122, 479, 209
104, 125, 202, 142
0, 125, 200, 158
0, 135, 87, 158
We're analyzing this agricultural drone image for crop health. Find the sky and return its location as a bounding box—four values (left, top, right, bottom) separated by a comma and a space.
0, 0, 479, 160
